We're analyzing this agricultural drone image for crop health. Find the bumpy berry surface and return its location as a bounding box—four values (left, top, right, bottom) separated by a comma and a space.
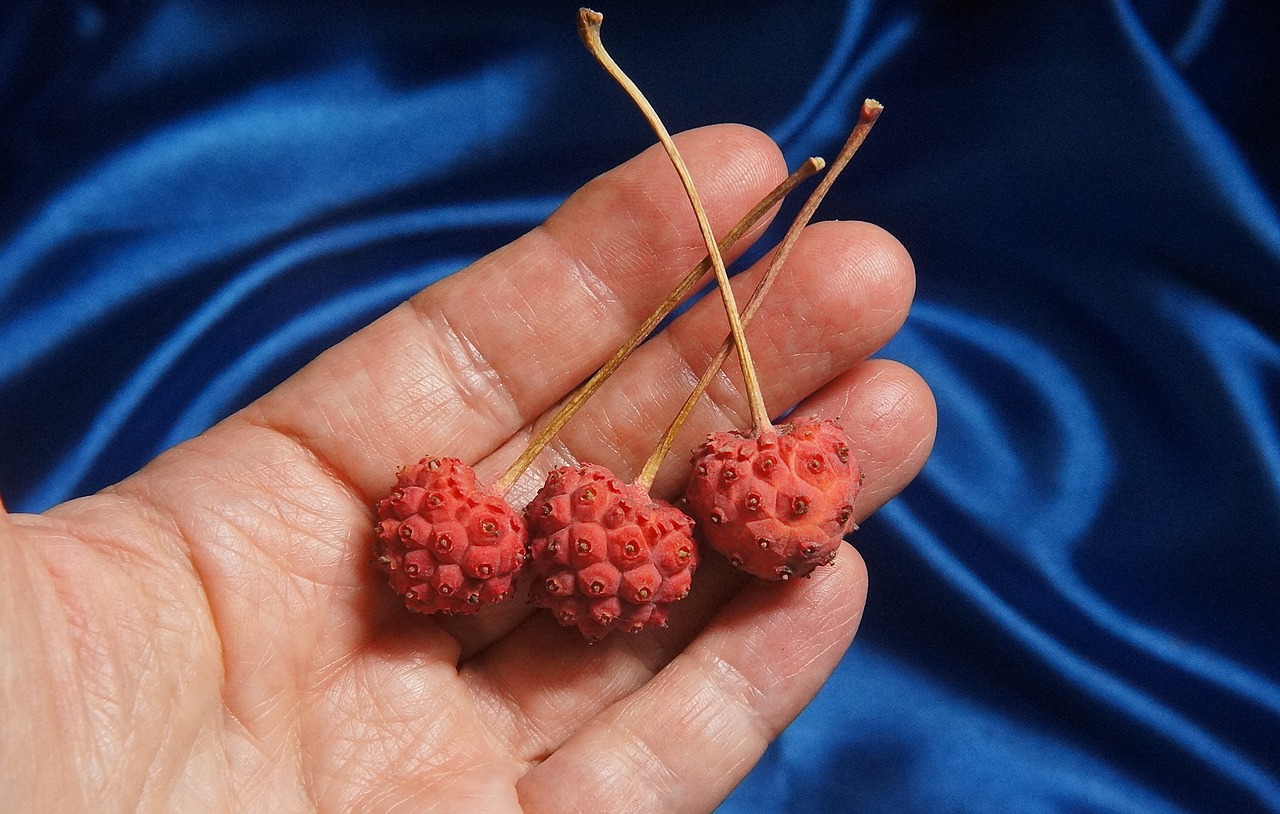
685, 418, 861, 580
525, 463, 699, 642
374, 457, 528, 615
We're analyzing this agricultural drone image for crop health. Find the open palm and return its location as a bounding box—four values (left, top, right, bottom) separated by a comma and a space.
1, 125, 935, 812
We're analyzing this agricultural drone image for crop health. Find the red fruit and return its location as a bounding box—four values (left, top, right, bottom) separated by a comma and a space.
685, 418, 861, 580
374, 457, 528, 615
525, 463, 698, 641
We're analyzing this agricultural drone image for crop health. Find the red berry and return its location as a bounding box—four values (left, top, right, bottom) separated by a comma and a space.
685, 418, 861, 580
526, 463, 698, 641
374, 457, 528, 614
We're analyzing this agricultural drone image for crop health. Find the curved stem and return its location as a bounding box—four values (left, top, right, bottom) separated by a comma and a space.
494, 157, 825, 495
579, 8, 771, 434
637, 100, 883, 489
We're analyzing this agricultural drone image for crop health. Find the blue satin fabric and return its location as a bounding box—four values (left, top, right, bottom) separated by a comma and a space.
2, 2, 1277, 811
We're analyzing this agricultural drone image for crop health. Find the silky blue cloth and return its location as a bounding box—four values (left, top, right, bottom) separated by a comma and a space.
2, 1, 1277, 811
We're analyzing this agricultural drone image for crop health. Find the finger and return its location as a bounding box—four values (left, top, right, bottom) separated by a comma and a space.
488, 219, 917, 502
459, 548, 748, 751
515, 544, 868, 813
245, 123, 788, 500
441, 220, 914, 653
646, 219, 918, 497
458, 356, 933, 756
798, 357, 937, 519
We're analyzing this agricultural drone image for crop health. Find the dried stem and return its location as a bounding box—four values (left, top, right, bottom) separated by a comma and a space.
494, 157, 825, 495
578, 8, 771, 435
636, 100, 883, 489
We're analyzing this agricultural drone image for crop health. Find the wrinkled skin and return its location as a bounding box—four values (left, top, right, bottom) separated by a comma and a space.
1, 125, 935, 813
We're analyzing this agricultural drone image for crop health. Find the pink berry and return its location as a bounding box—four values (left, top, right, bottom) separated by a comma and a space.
525, 463, 698, 641
374, 457, 528, 614
685, 418, 860, 580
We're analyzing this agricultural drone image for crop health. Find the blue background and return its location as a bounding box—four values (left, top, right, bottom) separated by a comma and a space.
2, 1, 1277, 811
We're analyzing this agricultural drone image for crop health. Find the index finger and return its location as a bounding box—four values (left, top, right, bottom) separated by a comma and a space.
247, 124, 788, 500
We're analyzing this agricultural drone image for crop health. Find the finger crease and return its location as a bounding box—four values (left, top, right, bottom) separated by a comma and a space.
691, 649, 772, 748
608, 716, 683, 810
535, 223, 631, 323
465, 670, 553, 768
412, 302, 522, 435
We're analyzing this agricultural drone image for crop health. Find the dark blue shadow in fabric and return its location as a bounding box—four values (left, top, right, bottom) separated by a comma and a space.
2, 1, 1278, 811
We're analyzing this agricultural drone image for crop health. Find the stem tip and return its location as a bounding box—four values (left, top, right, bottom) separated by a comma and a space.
578, 8, 603, 44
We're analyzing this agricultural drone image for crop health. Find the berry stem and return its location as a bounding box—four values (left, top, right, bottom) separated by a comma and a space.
635, 101, 882, 490
493, 157, 825, 495
578, 8, 772, 432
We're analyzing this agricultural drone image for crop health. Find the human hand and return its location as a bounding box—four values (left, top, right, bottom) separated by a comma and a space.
0, 125, 934, 812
